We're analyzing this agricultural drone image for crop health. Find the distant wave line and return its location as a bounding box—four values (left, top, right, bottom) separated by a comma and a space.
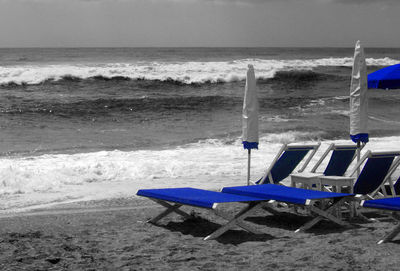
0, 56, 398, 86
370, 116, 400, 125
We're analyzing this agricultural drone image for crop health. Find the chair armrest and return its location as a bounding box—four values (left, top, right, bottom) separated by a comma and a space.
319, 176, 356, 186
291, 172, 323, 179
319, 176, 356, 181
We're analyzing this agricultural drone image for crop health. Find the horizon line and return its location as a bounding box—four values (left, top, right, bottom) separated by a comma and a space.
0, 45, 398, 49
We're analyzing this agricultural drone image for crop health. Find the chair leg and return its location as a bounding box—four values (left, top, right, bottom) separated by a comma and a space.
212, 209, 262, 235
295, 198, 350, 232
204, 203, 264, 240
378, 224, 400, 244
261, 200, 282, 216
148, 199, 192, 224
378, 212, 400, 244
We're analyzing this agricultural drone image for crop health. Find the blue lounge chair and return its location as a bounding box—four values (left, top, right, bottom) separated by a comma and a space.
361, 197, 400, 244
312, 143, 359, 176
137, 151, 400, 240
258, 143, 320, 184
223, 151, 400, 230
291, 143, 358, 189
222, 184, 353, 232
318, 151, 400, 196
137, 143, 321, 240
137, 186, 350, 240
137, 187, 272, 240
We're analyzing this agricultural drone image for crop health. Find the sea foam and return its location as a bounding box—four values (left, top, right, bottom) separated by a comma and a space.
1, 135, 400, 211
0, 57, 398, 85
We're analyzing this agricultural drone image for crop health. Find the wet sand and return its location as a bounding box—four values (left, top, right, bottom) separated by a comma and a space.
1, 197, 400, 270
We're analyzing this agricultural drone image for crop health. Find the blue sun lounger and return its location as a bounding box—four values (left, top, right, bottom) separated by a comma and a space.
137, 151, 400, 240
258, 143, 320, 184
291, 144, 358, 189
137, 187, 269, 240
137, 143, 320, 239
222, 184, 353, 232
222, 151, 400, 231
361, 197, 400, 244
318, 151, 400, 196
315, 144, 359, 177
137, 186, 350, 240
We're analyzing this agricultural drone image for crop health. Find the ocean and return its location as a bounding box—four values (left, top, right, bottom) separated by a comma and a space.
1, 47, 400, 211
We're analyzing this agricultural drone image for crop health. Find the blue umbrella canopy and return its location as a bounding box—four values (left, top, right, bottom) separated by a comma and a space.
368, 63, 400, 89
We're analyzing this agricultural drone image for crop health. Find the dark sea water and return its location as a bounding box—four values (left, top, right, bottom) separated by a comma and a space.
1, 47, 400, 156
1, 47, 400, 209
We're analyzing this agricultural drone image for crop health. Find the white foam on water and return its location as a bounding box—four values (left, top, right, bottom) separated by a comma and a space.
1, 134, 400, 212
0, 57, 398, 85
369, 116, 400, 125
264, 116, 291, 123
328, 109, 350, 117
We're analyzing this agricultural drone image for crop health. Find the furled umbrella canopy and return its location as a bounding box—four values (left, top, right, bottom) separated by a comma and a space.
242, 64, 259, 149
350, 40, 369, 144
242, 64, 258, 185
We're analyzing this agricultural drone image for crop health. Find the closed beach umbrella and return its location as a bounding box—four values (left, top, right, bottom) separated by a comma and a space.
350, 40, 369, 173
242, 64, 259, 185
368, 63, 400, 89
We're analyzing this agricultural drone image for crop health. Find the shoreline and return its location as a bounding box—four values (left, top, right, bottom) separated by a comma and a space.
2, 137, 400, 212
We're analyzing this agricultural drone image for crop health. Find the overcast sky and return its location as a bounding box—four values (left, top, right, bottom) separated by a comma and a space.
0, 0, 399, 47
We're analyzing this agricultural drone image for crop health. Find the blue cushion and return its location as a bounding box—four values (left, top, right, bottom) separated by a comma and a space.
222, 184, 350, 205
266, 150, 309, 184
137, 187, 265, 209
363, 197, 400, 212
323, 149, 356, 176
353, 156, 394, 195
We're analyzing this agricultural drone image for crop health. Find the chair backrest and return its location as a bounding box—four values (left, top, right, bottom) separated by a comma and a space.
260, 143, 320, 184
393, 176, 400, 195
382, 175, 400, 196
381, 161, 400, 197
311, 143, 358, 176
352, 151, 400, 195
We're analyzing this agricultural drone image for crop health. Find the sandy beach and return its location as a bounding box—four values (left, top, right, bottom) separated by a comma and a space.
1, 197, 400, 271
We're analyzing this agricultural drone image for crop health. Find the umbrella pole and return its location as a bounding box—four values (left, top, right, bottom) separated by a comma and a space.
247, 149, 251, 186
356, 141, 361, 177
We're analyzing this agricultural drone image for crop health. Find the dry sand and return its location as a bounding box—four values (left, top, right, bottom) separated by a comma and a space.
1, 197, 400, 270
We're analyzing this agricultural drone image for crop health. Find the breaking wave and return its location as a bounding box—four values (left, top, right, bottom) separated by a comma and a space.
0, 57, 398, 86
0, 132, 320, 197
